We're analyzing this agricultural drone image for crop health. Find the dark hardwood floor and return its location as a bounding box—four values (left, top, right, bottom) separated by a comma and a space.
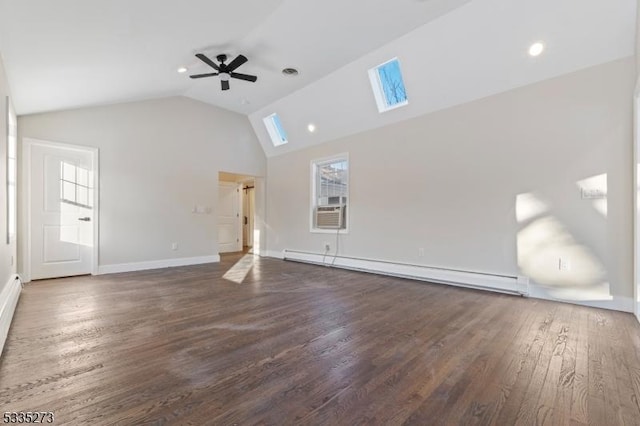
1, 252, 640, 425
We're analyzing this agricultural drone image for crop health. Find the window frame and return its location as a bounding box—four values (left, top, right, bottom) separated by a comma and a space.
368, 57, 409, 113
263, 113, 289, 147
310, 153, 349, 234
6, 96, 16, 244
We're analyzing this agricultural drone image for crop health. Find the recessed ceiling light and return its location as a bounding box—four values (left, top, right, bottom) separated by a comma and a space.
282, 68, 299, 76
177, 67, 188, 73
307, 123, 316, 133
528, 42, 545, 57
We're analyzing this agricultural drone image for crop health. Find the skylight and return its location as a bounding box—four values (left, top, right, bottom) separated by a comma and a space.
263, 113, 288, 146
368, 58, 408, 113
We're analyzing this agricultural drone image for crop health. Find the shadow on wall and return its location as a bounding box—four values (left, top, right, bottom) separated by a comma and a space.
516, 173, 610, 302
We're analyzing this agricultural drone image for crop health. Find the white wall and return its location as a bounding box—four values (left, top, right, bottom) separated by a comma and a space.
637, 0, 640, 76
0, 54, 17, 290
19, 96, 265, 273
267, 58, 635, 311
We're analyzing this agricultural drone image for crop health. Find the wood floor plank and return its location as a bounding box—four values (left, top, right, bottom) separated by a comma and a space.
1, 253, 639, 425
569, 306, 590, 426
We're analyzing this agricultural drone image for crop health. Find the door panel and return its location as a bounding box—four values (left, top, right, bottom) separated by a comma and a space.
218, 182, 241, 253
30, 142, 95, 279
43, 226, 81, 263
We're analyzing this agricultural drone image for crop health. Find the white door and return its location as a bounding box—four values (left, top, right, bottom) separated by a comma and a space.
29, 141, 96, 280
218, 182, 241, 253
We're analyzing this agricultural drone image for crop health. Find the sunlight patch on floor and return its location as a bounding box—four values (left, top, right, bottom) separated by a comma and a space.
223, 254, 256, 284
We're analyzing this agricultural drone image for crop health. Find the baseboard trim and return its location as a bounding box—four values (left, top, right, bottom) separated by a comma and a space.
264, 250, 285, 260
528, 284, 634, 313
282, 249, 529, 296
0, 275, 22, 357
98, 255, 221, 275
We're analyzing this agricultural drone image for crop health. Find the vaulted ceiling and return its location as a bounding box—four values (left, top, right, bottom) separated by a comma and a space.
0, 0, 635, 158
249, 0, 637, 156
0, 0, 472, 115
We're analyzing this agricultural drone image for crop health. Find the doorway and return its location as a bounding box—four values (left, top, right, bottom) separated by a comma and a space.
218, 172, 256, 254
242, 182, 255, 250
25, 138, 99, 281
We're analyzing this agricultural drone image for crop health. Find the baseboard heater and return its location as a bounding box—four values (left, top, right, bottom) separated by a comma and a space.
282, 250, 529, 296
0, 275, 22, 357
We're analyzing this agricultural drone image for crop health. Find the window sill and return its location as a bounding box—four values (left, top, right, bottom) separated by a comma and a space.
310, 228, 349, 234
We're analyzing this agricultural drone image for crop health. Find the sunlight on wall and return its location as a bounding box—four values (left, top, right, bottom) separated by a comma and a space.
59, 160, 94, 247
515, 192, 550, 223
516, 192, 610, 301
223, 254, 256, 284
253, 230, 260, 256
59, 202, 93, 247
576, 173, 608, 217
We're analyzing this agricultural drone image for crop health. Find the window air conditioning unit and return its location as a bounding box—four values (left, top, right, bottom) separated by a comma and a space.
315, 205, 346, 229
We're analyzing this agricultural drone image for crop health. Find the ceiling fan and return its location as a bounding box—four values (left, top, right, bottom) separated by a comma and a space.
189, 53, 258, 91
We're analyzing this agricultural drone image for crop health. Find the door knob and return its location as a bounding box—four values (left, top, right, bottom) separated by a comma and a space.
78, 217, 91, 222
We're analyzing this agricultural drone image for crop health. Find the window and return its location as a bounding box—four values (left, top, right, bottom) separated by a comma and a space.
6, 97, 16, 243
263, 113, 288, 146
311, 154, 349, 232
60, 161, 92, 209
368, 57, 408, 113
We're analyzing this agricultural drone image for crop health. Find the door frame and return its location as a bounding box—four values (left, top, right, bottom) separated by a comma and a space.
23, 138, 100, 282
634, 78, 640, 323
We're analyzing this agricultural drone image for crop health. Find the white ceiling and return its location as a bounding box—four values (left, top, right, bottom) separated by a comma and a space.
0, 0, 472, 115
249, 0, 637, 157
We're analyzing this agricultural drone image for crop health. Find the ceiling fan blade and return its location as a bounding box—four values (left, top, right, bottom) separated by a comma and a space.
189, 73, 219, 79
230, 72, 257, 82
226, 54, 248, 72
195, 53, 220, 71
221, 80, 230, 91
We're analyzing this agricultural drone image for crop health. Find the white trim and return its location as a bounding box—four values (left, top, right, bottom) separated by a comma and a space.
6, 96, 17, 244
23, 138, 100, 282
529, 285, 634, 313
283, 249, 529, 296
280, 249, 633, 313
634, 78, 640, 322
264, 250, 285, 260
98, 255, 220, 275
0, 275, 22, 357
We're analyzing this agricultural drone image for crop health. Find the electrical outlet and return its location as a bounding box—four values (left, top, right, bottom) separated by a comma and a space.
559, 257, 571, 271
324, 242, 331, 252
171, 242, 178, 251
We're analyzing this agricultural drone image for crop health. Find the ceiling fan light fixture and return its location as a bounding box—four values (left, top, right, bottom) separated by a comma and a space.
219, 72, 231, 81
